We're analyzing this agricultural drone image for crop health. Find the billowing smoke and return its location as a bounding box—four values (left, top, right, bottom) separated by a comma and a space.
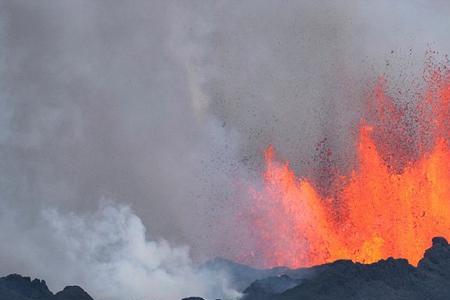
0, 202, 240, 300
1, 0, 450, 299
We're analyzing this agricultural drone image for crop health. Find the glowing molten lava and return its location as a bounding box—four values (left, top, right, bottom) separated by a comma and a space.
248, 64, 450, 268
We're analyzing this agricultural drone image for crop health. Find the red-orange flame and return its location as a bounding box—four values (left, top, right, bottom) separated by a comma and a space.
247, 63, 450, 268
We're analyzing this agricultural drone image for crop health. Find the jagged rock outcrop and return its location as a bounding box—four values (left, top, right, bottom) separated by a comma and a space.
0, 274, 92, 300
242, 237, 450, 300
417, 237, 450, 278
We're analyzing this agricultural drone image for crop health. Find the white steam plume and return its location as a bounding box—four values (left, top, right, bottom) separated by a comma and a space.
0, 203, 241, 300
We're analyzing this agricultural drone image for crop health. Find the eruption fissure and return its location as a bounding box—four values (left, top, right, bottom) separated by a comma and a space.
247, 62, 450, 268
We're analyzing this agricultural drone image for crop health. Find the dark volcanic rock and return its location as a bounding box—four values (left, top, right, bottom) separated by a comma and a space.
54, 286, 93, 300
243, 237, 450, 300
0, 274, 53, 300
418, 237, 450, 278
243, 274, 301, 300
0, 274, 93, 300
275, 258, 422, 300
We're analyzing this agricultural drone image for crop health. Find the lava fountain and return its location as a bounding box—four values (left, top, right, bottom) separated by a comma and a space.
247, 59, 450, 268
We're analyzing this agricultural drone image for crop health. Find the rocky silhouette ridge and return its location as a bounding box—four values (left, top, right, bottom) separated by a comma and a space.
190, 236, 450, 300
240, 237, 450, 300
0, 274, 93, 300
1, 237, 449, 300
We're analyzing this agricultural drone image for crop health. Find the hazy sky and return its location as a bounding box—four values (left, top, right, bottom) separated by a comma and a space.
1, 1, 450, 299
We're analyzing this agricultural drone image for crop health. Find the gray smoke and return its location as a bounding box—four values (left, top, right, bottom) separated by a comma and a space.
0, 0, 450, 299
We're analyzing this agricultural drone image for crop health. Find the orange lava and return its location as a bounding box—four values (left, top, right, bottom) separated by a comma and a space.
248, 64, 450, 268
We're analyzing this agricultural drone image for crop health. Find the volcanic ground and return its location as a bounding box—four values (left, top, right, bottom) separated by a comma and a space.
1, 236, 449, 300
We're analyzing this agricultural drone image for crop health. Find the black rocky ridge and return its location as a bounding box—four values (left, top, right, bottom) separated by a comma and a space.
187, 237, 450, 300
1, 237, 449, 300
0, 274, 93, 300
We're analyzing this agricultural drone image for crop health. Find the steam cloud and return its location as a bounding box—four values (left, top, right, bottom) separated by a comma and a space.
1, 202, 240, 300
1, 0, 450, 299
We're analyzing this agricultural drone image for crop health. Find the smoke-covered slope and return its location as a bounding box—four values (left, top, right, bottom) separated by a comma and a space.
202, 257, 330, 292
